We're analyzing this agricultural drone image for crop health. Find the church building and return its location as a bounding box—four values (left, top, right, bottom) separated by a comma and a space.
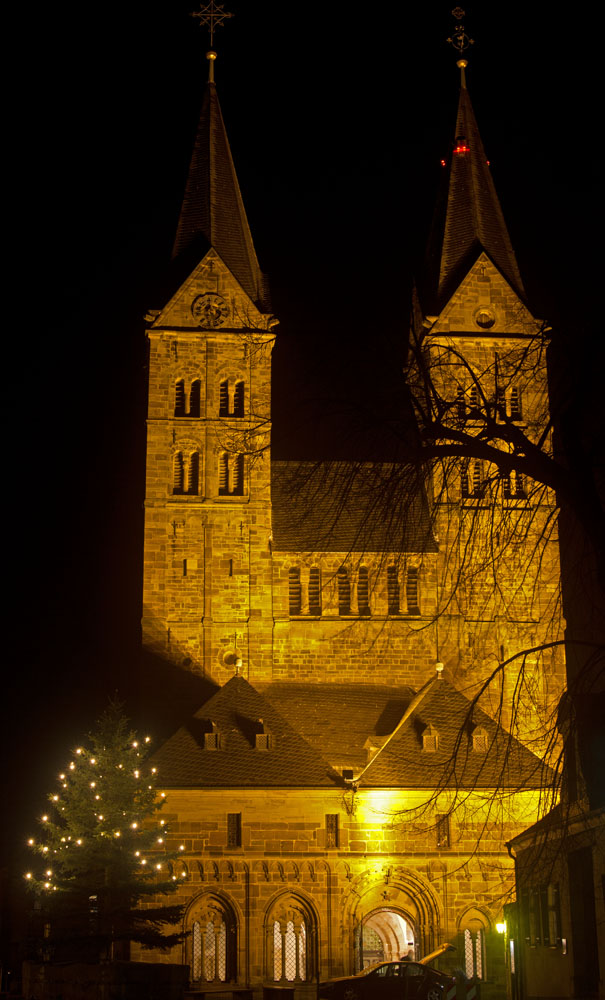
136, 29, 565, 1000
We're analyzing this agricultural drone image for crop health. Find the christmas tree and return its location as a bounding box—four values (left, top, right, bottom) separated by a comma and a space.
25, 702, 187, 959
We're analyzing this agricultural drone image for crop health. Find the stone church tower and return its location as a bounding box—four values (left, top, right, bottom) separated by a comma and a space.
137, 41, 565, 1000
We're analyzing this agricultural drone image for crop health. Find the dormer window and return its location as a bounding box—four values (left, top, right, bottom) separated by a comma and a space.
204, 731, 220, 750
472, 726, 489, 752
255, 732, 271, 750
422, 724, 439, 752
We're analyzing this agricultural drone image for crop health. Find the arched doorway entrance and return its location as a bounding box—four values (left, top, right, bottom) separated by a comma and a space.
356, 907, 416, 970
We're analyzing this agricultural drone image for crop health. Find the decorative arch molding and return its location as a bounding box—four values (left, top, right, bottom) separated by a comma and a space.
185, 889, 240, 986
341, 864, 444, 965
457, 904, 493, 933
263, 888, 320, 986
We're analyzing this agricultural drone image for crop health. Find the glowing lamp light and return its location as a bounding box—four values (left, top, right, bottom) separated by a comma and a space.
145, 736, 151, 743
28, 838, 34, 846
42, 846, 49, 853
131, 822, 138, 829
90, 758, 96, 765
440, 159, 446, 167
179, 845, 185, 851
76, 748, 83, 755
25, 873, 32, 880
155, 863, 162, 870
69, 763, 75, 770
496, 922, 506, 934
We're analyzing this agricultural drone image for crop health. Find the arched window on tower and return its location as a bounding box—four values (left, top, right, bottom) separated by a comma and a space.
337, 567, 351, 616
503, 469, 526, 500
174, 380, 186, 417
357, 567, 370, 616
233, 381, 244, 417
189, 379, 201, 418
308, 567, 321, 616
387, 566, 400, 615
187, 452, 200, 495
173, 452, 184, 494
219, 380, 229, 417
218, 453, 244, 496
462, 461, 483, 499
510, 387, 522, 420
406, 567, 420, 615
289, 568, 301, 616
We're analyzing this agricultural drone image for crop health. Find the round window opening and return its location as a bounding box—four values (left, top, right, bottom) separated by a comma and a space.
474, 308, 496, 329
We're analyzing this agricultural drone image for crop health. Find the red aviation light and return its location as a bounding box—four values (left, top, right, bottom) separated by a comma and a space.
453, 144, 470, 154
441, 159, 447, 167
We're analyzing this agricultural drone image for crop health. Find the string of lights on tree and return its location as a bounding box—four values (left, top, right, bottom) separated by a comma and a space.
24, 703, 187, 952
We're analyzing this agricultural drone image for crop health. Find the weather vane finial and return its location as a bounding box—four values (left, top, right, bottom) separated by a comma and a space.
447, 8, 474, 87
447, 8, 474, 56
191, 1, 233, 48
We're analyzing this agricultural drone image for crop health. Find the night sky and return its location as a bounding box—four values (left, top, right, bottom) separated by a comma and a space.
3, 3, 601, 868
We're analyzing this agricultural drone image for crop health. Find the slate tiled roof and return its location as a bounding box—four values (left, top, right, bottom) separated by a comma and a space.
424, 76, 524, 310
171, 81, 269, 310
151, 675, 341, 788
261, 679, 546, 789
271, 461, 437, 553
154, 676, 547, 792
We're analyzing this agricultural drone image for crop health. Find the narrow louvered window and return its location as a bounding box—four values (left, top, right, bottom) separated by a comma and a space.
436, 813, 450, 848
173, 452, 184, 494
189, 379, 201, 417
187, 452, 200, 495
510, 387, 522, 420
218, 453, 229, 495
289, 568, 301, 615
325, 814, 339, 849
337, 567, 350, 616
232, 454, 244, 496
406, 567, 420, 615
456, 386, 466, 421
387, 566, 400, 614
496, 387, 506, 418
514, 470, 526, 498
357, 567, 370, 615
233, 381, 244, 417
502, 473, 512, 499
469, 385, 479, 414
471, 461, 482, 497
308, 567, 321, 615
219, 380, 229, 416
175, 380, 186, 417
227, 813, 241, 848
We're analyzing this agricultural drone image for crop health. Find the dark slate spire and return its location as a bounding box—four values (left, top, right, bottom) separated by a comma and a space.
425, 60, 525, 309
171, 51, 269, 309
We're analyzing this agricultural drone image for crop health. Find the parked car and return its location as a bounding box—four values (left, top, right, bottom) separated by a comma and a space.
319, 949, 456, 1000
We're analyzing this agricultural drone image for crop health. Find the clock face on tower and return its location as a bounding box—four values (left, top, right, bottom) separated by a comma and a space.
191, 293, 230, 327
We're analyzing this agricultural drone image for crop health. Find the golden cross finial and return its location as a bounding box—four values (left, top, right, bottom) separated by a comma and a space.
447, 7, 474, 55
191, 1, 233, 47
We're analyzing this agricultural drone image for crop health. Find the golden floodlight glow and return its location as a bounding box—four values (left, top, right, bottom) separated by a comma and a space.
496, 922, 506, 934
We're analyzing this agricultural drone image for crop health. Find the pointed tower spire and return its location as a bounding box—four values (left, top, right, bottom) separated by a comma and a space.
171, 38, 269, 309
424, 20, 525, 309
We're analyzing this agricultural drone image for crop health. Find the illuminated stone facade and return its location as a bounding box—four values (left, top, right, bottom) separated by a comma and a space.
136, 64, 565, 999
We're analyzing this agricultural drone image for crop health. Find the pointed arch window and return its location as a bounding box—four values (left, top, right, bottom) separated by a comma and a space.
406, 567, 420, 615
189, 379, 201, 418
190, 896, 236, 985
387, 566, 400, 615
289, 568, 302, 616
233, 381, 245, 417
357, 567, 370, 616
502, 469, 526, 500
308, 567, 322, 616
464, 928, 485, 980
267, 898, 314, 984
337, 567, 351, 616
174, 380, 186, 417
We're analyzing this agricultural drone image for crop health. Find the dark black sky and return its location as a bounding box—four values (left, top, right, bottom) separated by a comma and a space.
3, 3, 601, 864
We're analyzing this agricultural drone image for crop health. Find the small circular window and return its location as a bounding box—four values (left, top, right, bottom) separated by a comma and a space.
474, 308, 496, 329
